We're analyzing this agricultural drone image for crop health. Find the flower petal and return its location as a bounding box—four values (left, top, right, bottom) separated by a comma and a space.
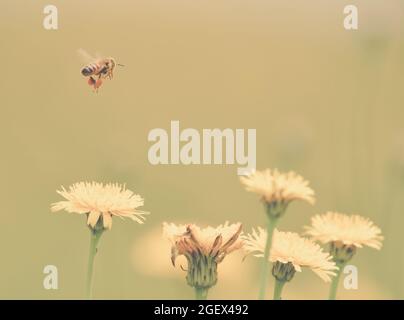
87, 211, 101, 228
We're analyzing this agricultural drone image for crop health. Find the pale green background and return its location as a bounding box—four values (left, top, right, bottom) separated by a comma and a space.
0, 0, 403, 299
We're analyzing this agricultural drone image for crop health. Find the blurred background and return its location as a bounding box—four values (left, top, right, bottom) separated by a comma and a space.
0, 0, 403, 299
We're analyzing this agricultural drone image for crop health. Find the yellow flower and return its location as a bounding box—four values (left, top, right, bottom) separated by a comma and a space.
305, 212, 383, 250
163, 222, 242, 289
240, 169, 315, 218
51, 182, 148, 230
305, 212, 383, 264
243, 228, 337, 282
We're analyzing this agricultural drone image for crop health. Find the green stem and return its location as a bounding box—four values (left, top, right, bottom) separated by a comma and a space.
195, 287, 209, 300
86, 229, 103, 299
258, 216, 278, 300
329, 262, 345, 300
273, 279, 286, 300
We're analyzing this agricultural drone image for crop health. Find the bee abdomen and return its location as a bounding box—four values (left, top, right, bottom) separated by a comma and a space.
81, 63, 99, 76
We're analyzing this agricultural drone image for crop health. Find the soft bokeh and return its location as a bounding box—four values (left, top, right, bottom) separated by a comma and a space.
0, 0, 403, 299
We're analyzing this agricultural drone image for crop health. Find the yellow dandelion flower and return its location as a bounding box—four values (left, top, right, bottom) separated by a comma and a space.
243, 228, 337, 283
305, 212, 384, 300
240, 169, 315, 299
163, 221, 242, 299
51, 181, 149, 299
305, 212, 383, 251
305, 211, 383, 270
240, 168, 315, 218
51, 182, 148, 230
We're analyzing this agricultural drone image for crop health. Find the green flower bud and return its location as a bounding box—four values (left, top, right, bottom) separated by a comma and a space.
329, 241, 356, 264
265, 201, 289, 219
272, 261, 296, 282
186, 254, 218, 290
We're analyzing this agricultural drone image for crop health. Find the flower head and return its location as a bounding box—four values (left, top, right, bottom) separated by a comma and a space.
163, 222, 243, 289
51, 182, 148, 230
240, 169, 315, 218
305, 212, 383, 264
243, 228, 337, 282
305, 212, 383, 249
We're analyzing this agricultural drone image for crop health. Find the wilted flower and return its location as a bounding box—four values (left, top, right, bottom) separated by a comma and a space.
51, 182, 148, 231
240, 169, 315, 218
163, 222, 242, 298
305, 212, 383, 264
243, 228, 337, 283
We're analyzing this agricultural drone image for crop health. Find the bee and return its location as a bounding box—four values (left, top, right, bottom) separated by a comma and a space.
78, 49, 124, 92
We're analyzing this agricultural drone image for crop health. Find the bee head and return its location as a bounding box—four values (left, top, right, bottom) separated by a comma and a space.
106, 57, 124, 69
107, 58, 116, 70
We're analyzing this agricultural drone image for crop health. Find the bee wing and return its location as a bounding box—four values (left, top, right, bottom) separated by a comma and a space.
77, 48, 97, 64
95, 51, 104, 60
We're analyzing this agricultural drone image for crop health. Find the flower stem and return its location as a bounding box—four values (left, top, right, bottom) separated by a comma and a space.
273, 279, 286, 300
86, 229, 103, 299
195, 287, 209, 300
258, 216, 278, 300
329, 261, 345, 300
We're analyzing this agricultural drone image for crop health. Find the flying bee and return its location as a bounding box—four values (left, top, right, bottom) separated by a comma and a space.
78, 49, 124, 92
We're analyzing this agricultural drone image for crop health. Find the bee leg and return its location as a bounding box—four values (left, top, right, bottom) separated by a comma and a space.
88, 76, 96, 86
95, 78, 103, 91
